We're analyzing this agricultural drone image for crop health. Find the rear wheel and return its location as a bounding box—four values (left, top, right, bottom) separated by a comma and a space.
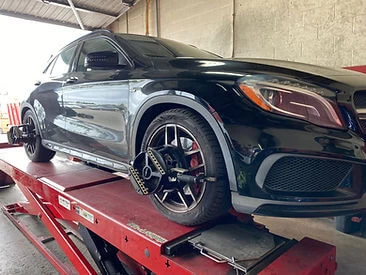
23, 110, 55, 162
141, 108, 230, 225
0, 171, 15, 188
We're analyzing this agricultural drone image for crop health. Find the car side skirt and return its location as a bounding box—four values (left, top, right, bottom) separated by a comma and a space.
42, 140, 129, 171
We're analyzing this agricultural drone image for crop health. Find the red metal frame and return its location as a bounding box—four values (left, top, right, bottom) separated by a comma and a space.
259, 237, 337, 275
0, 144, 337, 274
2, 202, 82, 275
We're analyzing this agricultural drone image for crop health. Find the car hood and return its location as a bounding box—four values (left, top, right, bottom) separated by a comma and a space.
166, 57, 366, 91
238, 58, 353, 77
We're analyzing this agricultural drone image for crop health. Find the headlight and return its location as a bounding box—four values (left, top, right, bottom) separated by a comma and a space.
238, 75, 345, 129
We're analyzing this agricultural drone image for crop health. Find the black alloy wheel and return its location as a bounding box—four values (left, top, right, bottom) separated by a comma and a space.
23, 110, 55, 162
141, 108, 230, 225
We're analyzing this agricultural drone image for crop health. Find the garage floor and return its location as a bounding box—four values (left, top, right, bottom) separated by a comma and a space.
0, 134, 365, 274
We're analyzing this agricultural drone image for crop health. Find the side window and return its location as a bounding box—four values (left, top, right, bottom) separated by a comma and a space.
77, 38, 126, 72
51, 45, 77, 77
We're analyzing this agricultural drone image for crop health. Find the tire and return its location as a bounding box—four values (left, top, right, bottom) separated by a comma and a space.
0, 171, 15, 188
23, 110, 56, 162
141, 108, 230, 225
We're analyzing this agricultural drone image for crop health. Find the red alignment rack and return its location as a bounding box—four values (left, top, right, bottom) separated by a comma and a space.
0, 144, 337, 274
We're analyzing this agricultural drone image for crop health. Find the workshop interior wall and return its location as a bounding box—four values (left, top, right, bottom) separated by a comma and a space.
110, 0, 366, 67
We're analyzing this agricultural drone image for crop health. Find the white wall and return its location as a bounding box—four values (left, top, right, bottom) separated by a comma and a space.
109, 0, 366, 67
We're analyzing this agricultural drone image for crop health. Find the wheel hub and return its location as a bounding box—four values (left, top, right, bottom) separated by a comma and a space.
7, 124, 35, 145
142, 166, 153, 180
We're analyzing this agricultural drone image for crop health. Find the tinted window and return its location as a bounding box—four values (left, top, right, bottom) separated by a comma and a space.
51, 45, 77, 76
159, 39, 220, 58
125, 40, 175, 58
118, 34, 219, 59
77, 38, 126, 72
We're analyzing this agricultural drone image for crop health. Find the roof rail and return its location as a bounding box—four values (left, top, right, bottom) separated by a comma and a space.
91, 29, 113, 34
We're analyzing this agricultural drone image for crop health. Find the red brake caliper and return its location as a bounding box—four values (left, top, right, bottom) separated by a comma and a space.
190, 141, 201, 193
190, 141, 199, 170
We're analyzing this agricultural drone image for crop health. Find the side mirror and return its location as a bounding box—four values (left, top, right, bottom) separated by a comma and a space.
85, 51, 120, 69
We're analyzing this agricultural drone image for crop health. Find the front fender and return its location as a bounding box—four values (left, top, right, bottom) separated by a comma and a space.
130, 92, 238, 192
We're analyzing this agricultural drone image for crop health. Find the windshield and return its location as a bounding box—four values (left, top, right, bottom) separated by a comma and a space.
116, 34, 220, 59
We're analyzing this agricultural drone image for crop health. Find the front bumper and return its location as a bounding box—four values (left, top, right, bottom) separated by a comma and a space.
231, 192, 366, 217
227, 121, 366, 198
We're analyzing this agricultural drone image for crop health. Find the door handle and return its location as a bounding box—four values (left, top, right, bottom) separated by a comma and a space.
66, 76, 78, 84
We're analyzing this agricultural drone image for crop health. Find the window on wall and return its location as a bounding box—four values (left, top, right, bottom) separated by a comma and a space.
50, 45, 77, 77
77, 38, 127, 71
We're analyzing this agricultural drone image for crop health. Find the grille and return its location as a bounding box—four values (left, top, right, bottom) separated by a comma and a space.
353, 91, 366, 109
263, 157, 352, 194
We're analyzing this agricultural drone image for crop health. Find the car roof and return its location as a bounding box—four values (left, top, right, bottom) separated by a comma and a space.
76, 30, 162, 44
59, 30, 163, 54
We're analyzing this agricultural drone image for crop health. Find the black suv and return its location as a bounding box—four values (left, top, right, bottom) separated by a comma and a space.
8, 29, 366, 225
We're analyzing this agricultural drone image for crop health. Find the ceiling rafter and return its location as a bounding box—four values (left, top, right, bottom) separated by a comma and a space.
40, 0, 119, 18
0, 0, 139, 30
0, 9, 93, 30
101, 2, 134, 28
66, 0, 84, 29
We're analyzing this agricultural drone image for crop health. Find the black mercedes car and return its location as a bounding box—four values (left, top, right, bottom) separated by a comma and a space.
8, 29, 366, 225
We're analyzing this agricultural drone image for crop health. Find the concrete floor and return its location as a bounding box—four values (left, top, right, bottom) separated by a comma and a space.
1, 133, 366, 274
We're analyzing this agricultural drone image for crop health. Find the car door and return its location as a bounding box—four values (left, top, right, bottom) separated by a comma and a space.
33, 44, 77, 143
62, 37, 131, 164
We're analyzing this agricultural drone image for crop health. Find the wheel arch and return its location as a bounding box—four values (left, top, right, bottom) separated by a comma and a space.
20, 103, 31, 121
131, 95, 238, 192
